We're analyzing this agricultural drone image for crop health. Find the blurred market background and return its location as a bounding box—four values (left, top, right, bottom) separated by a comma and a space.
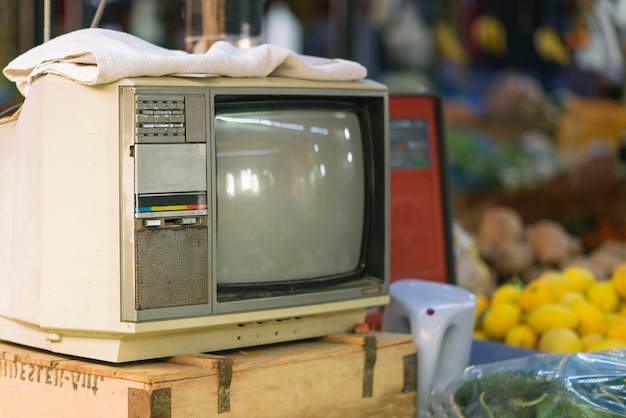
2, 0, 626, 353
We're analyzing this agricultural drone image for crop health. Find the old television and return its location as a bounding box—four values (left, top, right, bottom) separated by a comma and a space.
0, 74, 389, 362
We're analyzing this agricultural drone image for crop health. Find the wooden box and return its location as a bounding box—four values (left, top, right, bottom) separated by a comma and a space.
0, 333, 416, 418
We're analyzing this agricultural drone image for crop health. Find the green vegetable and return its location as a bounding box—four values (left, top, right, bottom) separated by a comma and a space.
453, 371, 553, 417
452, 371, 626, 417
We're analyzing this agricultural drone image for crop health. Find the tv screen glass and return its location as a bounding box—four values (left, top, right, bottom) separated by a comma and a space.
215, 107, 365, 284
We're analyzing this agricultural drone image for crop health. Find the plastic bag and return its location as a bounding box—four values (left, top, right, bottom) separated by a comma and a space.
429, 349, 626, 417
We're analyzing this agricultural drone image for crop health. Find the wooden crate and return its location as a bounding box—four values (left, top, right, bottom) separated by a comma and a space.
0, 333, 416, 418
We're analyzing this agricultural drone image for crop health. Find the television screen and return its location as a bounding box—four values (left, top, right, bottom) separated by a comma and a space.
215, 107, 365, 284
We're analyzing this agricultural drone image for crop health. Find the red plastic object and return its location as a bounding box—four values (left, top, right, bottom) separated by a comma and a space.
388, 95, 455, 284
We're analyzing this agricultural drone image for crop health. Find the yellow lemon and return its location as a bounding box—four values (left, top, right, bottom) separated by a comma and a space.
560, 290, 586, 307
586, 339, 626, 352
474, 294, 489, 329
526, 303, 579, 335
490, 283, 521, 307
606, 318, 626, 342
538, 328, 582, 353
473, 330, 488, 340
563, 265, 596, 293
504, 324, 537, 350
587, 281, 619, 312
482, 303, 521, 340
475, 294, 489, 314
537, 270, 571, 299
607, 311, 621, 325
581, 333, 605, 351
612, 262, 626, 299
570, 301, 608, 337
519, 280, 554, 313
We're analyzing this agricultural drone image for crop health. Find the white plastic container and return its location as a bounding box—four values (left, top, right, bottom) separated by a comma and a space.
382, 279, 476, 417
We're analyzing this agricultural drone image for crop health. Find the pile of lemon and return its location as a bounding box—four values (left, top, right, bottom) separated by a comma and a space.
474, 262, 626, 353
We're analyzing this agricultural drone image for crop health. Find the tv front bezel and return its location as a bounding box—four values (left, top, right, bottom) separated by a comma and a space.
119, 83, 389, 323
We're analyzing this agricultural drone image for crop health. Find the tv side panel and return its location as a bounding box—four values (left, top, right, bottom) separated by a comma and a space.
6, 80, 47, 324
9, 75, 124, 329
0, 116, 18, 315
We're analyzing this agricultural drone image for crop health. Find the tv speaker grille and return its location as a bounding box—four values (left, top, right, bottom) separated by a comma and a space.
135, 226, 209, 310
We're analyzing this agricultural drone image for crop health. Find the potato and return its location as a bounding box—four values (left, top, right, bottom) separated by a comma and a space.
526, 220, 581, 266
477, 206, 524, 259
490, 240, 535, 276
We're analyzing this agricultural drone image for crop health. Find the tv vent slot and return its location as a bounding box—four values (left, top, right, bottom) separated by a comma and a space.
136, 95, 186, 143
135, 226, 209, 310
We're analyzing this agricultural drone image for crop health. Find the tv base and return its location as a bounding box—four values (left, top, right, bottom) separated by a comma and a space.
0, 309, 369, 363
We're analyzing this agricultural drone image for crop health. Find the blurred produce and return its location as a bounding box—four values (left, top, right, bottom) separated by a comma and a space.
504, 131, 564, 188
588, 241, 626, 278
474, 206, 535, 279
454, 197, 626, 295
446, 126, 504, 189
526, 220, 582, 266
446, 126, 562, 191
434, 21, 468, 67
471, 205, 626, 282
476, 206, 524, 254
470, 15, 507, 57
533, 26, 570, 66
453, 221, 494, 296
474, 261, 626, 354
483, 72, 559, 135
460, 198, 626, 354
489, 240, 534, 278
444, 67, 626, 196
444, 73, 564, 192
558, 97, 626, 163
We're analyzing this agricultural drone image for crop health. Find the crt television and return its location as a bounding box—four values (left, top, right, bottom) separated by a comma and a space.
0, 74, 389, 362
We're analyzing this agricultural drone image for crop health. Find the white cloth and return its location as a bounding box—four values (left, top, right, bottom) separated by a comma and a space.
3, 28, 367, 97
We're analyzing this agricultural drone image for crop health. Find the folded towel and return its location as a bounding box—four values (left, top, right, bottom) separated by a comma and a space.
3, 28, 368, 97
